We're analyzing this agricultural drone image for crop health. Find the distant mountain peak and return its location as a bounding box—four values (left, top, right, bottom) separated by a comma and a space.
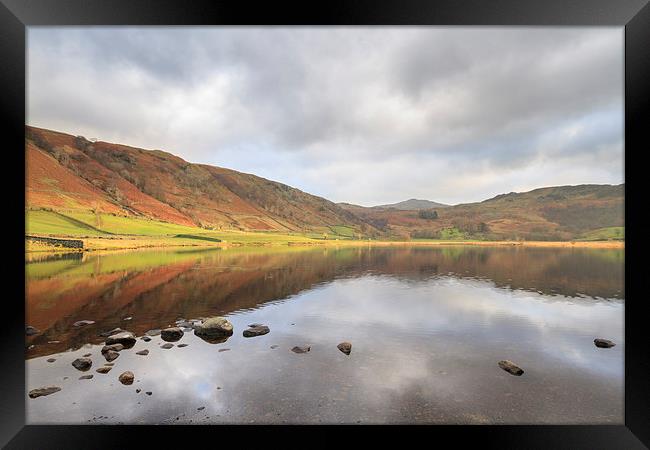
375, 199, 450, 210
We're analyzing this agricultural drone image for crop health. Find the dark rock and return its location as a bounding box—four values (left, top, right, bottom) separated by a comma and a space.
194, 317, 233, 338
83, 353, 92, 357
291, 346, 311, 354
103, 350, 120, 362
79, 375, 93, 380
26, 325, 40, 336
29, 386, 61, 398
141, 336, 152, 342
594, 338, 616, 348
99, 328, 123, 337
47, 358, 56, 363
218, 348, 231, 352
136, 349, 149, 356
197, 407, 205, 411
270, 345, 279, 349
177, 344, 188, 348
337, 342, 352, 355
161, 327, 184, 342
73, 320, 95, 327
248, 323, 264, 328
101, 343, 124, 354
145, 391, 152, 396
161, 343, 174, 349
119, 371, 135, 385
96, 366, 112, 374
105, 363, 115, 366
145, 329, 161, 336
243, 325, 270, 338
498, 360, 524, 376
136, 388, 141, 393
72, 357, 92, 371
105, 331, 136, 348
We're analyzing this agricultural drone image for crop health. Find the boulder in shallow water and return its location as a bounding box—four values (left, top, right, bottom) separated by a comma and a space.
103, 350, 120, 362
498, 360, 524, 376
47, 358, 56, 363
72, 357, 92, 371
194, 317, 233, 338
291, 346, 311, 354
337, 342, 352, 355
105, 331, 136, 348
161, 327, 184, 342
119, 371, 134, 385
29, 386, 61, 398
594, 338, 616, 348
243, 325, 270, 338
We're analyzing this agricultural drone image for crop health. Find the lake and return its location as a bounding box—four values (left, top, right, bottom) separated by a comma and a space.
25, 245, 624, 424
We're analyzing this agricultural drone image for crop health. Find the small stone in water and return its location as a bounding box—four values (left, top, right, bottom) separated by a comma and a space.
47, 358, 56, 363
72, 357, 92, 371
136, 388, 141, 393
498, 360, 524, 376
136, 349, 149, 356
145, 391, 152, 396
79, 375, 94, 380
594, 338, 616, 348
218, 348, 230, 352
96, 366, 112, 374
198, 406, 205, 411
98, 328, 123, 337
177, 344, 188, 348
270, 345, 279, 349
337, 342, 352, 355
119, 371, 135, 385
103, 350, 120, 362
29, 386, 61, 398
141, 336, 152, 342
161, 343, 174, 349
83, 353, 92, 357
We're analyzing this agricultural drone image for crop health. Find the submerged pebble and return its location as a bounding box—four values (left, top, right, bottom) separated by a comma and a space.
291, 346, 311, 354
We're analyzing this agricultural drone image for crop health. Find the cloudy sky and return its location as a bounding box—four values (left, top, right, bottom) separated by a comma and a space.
27, 27, 623, 206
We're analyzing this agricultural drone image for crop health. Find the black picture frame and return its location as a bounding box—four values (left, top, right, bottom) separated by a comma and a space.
1, 0, 648, 447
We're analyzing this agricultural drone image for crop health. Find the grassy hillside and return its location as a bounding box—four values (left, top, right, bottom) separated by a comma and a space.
341, 184, 624, 241
26, 126, 376, 236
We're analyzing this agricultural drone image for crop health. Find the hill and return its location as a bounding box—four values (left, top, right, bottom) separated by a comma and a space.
340, 184, 624, 241
26, 126, 377, 238
374, 199, 450, 210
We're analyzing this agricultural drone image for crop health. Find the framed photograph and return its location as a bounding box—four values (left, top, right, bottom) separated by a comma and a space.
2, 0, 648, 447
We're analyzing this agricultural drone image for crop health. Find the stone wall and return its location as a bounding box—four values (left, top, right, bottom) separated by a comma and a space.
26, 235, 84, 249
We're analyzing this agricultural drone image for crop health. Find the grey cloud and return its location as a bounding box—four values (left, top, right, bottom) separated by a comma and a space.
27, 27, 623, 205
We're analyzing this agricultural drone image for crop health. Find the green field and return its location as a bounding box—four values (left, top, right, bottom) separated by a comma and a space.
577, 226, 625, 241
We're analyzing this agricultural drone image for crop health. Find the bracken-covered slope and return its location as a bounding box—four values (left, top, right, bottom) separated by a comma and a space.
26, 126, 374, 234
340, 184, 624, 241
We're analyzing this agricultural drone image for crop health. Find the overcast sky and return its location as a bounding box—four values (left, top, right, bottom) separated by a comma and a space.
27, 27, 623, 206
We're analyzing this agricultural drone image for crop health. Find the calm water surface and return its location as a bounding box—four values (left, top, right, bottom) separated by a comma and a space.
25, 245, 624, 424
